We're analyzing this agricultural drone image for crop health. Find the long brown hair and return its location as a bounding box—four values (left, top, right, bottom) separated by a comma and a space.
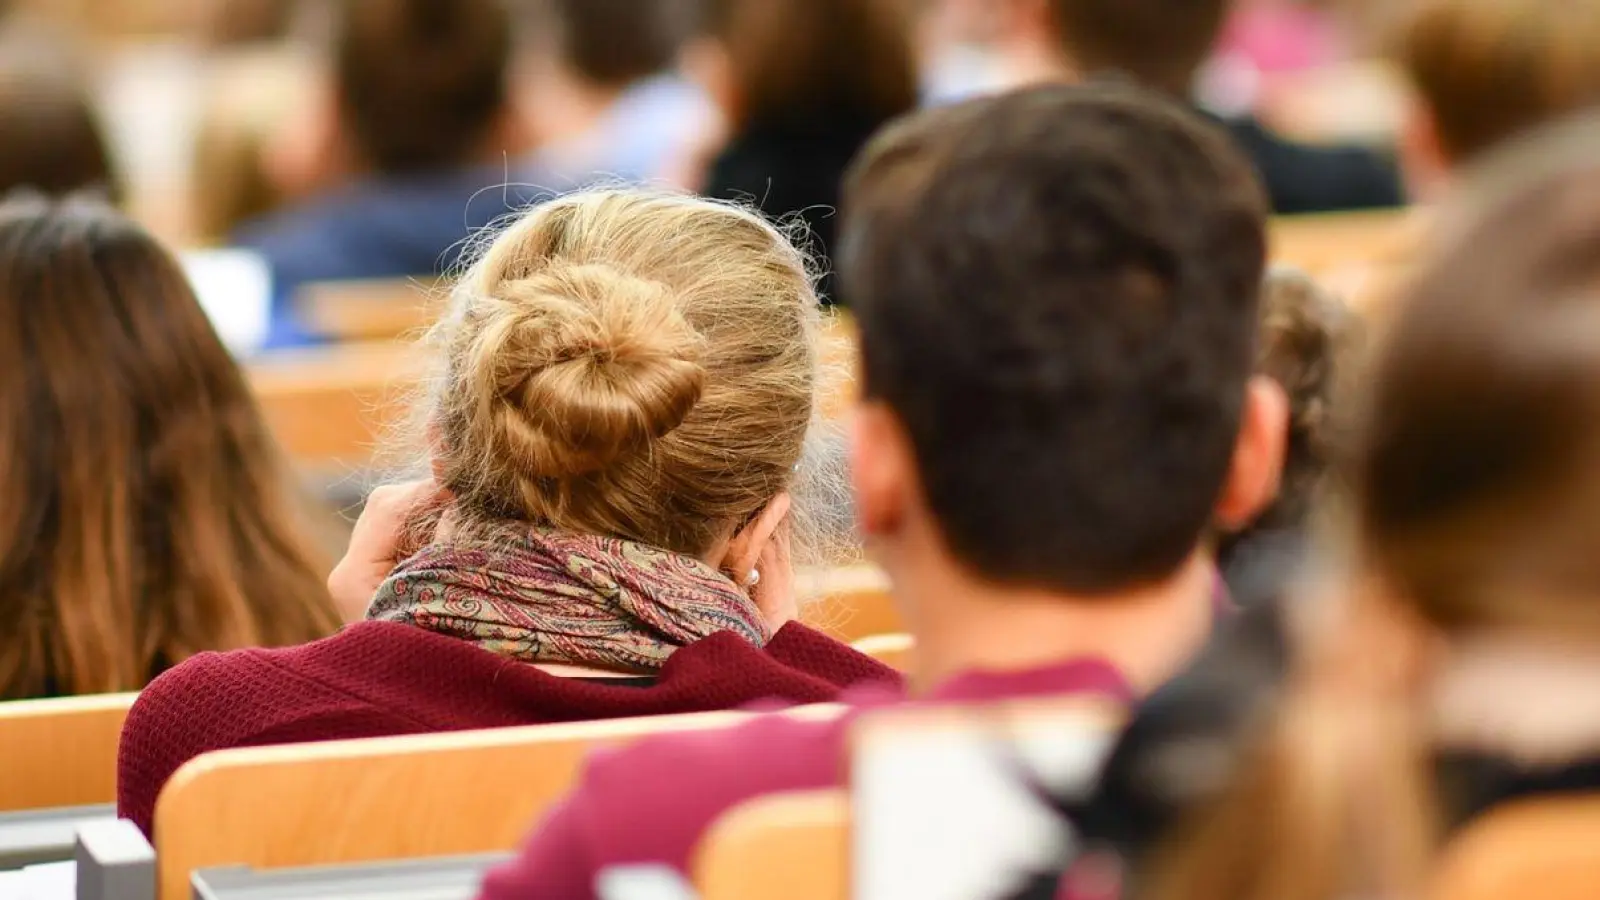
0, 195, 339, 700
1143, 120, 1600, 900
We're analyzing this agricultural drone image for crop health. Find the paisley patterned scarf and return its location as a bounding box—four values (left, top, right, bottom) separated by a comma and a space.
367, 526, 771, 673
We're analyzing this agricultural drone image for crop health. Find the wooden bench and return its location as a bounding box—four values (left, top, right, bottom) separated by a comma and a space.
1430, 794, 1600, 900
248, 341, 427, 472
0, 693, 138, 812
153, 705, 844, 900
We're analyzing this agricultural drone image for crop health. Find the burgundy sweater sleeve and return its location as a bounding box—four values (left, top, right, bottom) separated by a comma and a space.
476, 712, 850, 900
763, 621, 903, 689
477, 796, 601, 900
116, 647, 413, 837
117, 652, 240, 837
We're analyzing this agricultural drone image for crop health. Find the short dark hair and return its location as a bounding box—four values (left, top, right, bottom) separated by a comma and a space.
548, 0, 690, 86
1048, 0, 1230, 95
335, 0, 511, 174
706, 0, 917, 131
841, 83, 1268, 593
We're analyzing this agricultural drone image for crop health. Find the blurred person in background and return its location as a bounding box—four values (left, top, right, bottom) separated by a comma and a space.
234, 0, 549, 347
1393, 0, 1600, 201
694, 0, 918, 306
918, 0, 1403, 214
1218, 266, 1361, 602
1134, 118, 1600, 900
520, 0, 713, 185
118, 187, 897, 838
0, 194, 339, 703
0, 19, 122, 202
1047, 0, 1403, 214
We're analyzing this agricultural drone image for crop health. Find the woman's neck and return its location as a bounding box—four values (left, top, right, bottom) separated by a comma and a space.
533, 662, 645, 679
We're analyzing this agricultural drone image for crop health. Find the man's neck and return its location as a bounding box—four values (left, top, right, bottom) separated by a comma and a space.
893, 551, 1216, 697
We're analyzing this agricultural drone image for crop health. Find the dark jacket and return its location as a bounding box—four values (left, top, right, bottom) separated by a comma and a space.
1222, 115, 1405, 215
703, 118, 886, 307
234, 165, 569, 348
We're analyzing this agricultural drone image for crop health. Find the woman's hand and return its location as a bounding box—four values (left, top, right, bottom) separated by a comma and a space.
327, 480, 448, 621
751, 513, 798, 632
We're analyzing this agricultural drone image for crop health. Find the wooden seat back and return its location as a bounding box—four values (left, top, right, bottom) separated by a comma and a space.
695, 790, 850, 900
153, 705, 843, 900
0, 693, 138, 811
1430, 794, 1600, 900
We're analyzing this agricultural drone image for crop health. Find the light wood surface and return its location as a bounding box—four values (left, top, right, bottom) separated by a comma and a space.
295, 278, 443, 344
247, 341, 427, 471
695, 789, 850, 900
0, 693, 138, 812
152, 704, 844, 900
1429, 794, 1600, 900
802, 570, 904, 645
850, 633, 914, 672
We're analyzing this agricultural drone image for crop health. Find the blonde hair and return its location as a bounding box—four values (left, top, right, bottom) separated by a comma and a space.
423, 188, 826, 559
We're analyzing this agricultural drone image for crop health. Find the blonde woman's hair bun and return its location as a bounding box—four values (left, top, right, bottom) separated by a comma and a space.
465, 262, 707, 479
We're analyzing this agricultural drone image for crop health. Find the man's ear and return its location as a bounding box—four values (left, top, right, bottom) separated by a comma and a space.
1399, 100, 1449, 203
264, 77, 351, 200
852, 402, 914, 541
1215, 376, 1290, 531
721, 492, 791, 584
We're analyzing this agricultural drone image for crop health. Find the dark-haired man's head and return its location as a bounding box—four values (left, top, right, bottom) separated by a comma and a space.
842, 83, 1283, 617
334, 0, 515, 175
1046, 0, 1230, 96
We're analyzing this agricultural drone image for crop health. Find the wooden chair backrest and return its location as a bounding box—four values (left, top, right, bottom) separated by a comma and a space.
0, 693, 138, 811
850, 634, 914, 672
247, 342, 426, 470
805, 587, 904, 645
153, 705, 843, 900
294, 278, 441, 343
695, 789, 850, 900
1429, 794, 1600, 900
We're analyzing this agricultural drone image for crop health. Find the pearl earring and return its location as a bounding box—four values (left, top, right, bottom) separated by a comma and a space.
746, 569, 761, 588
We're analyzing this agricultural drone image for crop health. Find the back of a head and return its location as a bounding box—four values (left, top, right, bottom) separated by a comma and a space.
1356, 139, 1600, 637
1228, 267, 1361, 547
708, 0, 918, 131
841, 83, 1268, 594
0, 24, 121, 202
1397, 0, 1600, 164
427, 188, 821, 558
548, 0, 689, 87
0, 195, 336, 699
1048, 0, 1231, 96
335, 0, 511, 174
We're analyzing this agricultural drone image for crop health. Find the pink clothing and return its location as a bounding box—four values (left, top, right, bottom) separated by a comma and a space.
476, 659, 1134, 900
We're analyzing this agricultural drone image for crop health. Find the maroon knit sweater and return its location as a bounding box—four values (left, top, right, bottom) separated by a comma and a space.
116, 620, 898, 836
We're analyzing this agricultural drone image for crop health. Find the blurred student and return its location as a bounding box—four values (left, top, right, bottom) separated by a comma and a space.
696, 0, 918, 306
1047, 0, 1403, 214
926, 0, 1401, 214
0, 22, 121, 202
233, 0, 548, 346
1219, 267, 1360, 601
0, 194, 338, 703
1140, 119, 1600, 900
475, 81, 1287, 900
117, 187, 897, 837
524, 0, 712, 184
1394, 0, 1600, 200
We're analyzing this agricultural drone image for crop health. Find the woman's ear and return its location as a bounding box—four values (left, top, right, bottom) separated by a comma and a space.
1214, 376, 1290, 531
721, 492, 792, 584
